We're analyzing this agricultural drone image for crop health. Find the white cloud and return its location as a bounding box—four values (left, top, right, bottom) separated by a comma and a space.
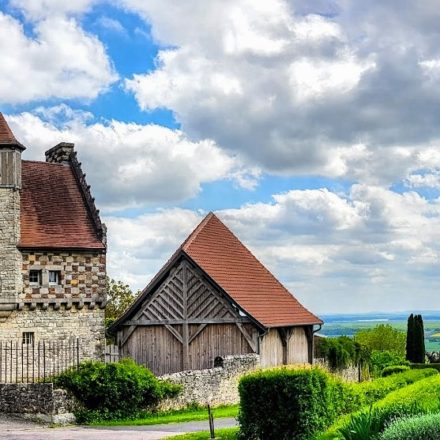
7, 108, 256, 210
104, 185, 440, 314
0, 12, 117, 104
9, 0, 96, 20
121, 0, 440, 185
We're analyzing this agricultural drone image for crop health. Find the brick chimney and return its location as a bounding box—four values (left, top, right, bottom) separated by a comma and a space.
45, 142, 74, 164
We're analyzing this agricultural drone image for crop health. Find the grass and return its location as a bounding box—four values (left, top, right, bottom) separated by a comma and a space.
164, 427, 239, 439
89, 404, 238, 427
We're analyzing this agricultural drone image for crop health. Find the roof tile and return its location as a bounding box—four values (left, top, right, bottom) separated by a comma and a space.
182, 213, 322, 327
20, 161, 105, 250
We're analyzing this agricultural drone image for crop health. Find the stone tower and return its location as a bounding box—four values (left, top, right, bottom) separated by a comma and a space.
0, 114, 25, 321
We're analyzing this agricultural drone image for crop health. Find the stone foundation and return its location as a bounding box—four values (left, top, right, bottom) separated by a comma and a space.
0, 306, 105, 360
158, 354, 259, 410
0, 383, 77, 424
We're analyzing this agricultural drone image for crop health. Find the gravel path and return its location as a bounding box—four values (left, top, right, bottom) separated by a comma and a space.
0, 415, 237, 440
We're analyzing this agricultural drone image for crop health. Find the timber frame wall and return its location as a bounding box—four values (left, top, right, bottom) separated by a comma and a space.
116, 255, 314, 375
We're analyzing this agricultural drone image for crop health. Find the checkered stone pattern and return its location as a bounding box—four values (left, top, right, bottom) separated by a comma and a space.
21, 252, 106, 302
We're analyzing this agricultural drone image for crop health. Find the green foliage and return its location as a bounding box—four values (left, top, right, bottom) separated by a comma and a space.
338, 407, 382, 440
370, 350, 409, 377
54, 359, 181, 421
317, 337, 370, 371
381, 365, 410, 377
318, 370, 440, 440
165, 427, 239, 440
105, 278, 139, 327
355, 324, 406, 355
411, 363, 440, 371
380, 413, 440, 440
406, 314, 426, 363
238, 368, 348, 440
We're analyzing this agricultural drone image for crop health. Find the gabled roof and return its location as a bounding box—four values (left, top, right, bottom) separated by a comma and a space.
112, 213, 322, 331
19, 161, 105, 250
181, 213, 322, 328
0, 113, 25, 150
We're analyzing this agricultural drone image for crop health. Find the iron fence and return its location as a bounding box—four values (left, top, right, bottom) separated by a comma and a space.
0, 338, 80, 383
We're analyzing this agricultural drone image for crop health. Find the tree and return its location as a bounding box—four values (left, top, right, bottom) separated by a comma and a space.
105, 278, 139, 328
354, 324, 406, 355
414, 314, 426, 363
406, 313, 415, 362
406, 314, 426, 363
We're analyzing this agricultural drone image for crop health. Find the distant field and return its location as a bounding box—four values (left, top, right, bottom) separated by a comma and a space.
319, 313, 440, 352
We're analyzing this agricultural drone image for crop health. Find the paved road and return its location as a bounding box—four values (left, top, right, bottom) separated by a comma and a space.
0, 415, 237, 440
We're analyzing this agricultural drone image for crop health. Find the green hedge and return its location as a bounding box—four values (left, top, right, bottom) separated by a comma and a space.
54, 359, 181, 421
411, 363, 440, 371
238, 368, 346, 440
381, 413, 440, 440
238, 368, 436, 440
318, 370, 440, 440
381, 365, 410, 377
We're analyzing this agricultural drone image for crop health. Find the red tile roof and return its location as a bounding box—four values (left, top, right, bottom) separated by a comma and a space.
20, 161, 105, 250
0, 113, 25, 149
182, 213, 322, 328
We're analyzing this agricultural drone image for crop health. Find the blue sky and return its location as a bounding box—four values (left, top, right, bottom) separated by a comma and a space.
1, 0, 440, 314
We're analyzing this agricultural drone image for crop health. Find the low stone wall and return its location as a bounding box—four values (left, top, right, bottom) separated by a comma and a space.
159, 354, 260, 410
0, 383, 77, 424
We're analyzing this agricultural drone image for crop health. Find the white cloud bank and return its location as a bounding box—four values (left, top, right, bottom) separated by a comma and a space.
121, 0, 440, 186
0, 8, 116, 104
104, 185, 440, 314
7, 107, 258, 210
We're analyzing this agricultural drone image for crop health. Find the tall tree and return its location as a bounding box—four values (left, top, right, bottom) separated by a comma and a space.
406, 313, 415, 362
414, 314, 426, 363
105, 278, 139, 328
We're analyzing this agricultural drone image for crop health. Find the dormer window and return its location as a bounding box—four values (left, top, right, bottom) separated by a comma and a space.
29, 270, 42, 285
48, 270, 61, 285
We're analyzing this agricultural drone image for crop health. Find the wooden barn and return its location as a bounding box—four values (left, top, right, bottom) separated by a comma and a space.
109, 213, 322, 375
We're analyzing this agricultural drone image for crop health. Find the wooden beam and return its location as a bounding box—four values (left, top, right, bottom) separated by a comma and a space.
182, 262, 190, 370
164, 324, 183, 344
123, 317, 251, 326
189, 324, 207, 344
119, 325, 136, 347
236, 323, 257, 353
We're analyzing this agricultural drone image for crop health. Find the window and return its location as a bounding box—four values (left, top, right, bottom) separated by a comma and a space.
29, 270, 41, 285
48, 270, 61, 285
22, 332, 34, 345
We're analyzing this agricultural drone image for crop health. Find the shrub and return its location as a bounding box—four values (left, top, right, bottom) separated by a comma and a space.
355, 325, 406, 355
370, 350, 409, 377
318, 370, 440, 440
381, 365, 410, 377
54, 359, 181, 421
411, 363, 440, 371
381, 413, 440, 440
238, 367, 347, 440
317, 337, 369, 371
349, 368, 436, 407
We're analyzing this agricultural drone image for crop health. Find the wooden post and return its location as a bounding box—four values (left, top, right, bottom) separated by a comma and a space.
182, 262, 190, 371
208, 405, 216, 440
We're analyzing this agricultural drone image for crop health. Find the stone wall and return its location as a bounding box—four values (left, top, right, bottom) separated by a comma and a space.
0, 187, 22, 308
0, 306, 105, 360
0, 383, 77, 424
315, 358, 361, 382
21, 251, 106, 304
159, 354, 260, 410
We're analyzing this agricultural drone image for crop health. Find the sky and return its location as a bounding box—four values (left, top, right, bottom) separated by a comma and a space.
1, 0, 440, 315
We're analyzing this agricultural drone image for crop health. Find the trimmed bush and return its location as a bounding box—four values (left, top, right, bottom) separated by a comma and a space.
411, 363, 440, 371
318, 370, 440, 440
381, 365, 410, 377
54, 359, 181, 421
238, 367, 346, 440
381, 413, 440, 440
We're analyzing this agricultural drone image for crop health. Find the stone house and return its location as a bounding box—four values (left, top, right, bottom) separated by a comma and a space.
0, 113, 106, 359
110, 212, 322, 375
